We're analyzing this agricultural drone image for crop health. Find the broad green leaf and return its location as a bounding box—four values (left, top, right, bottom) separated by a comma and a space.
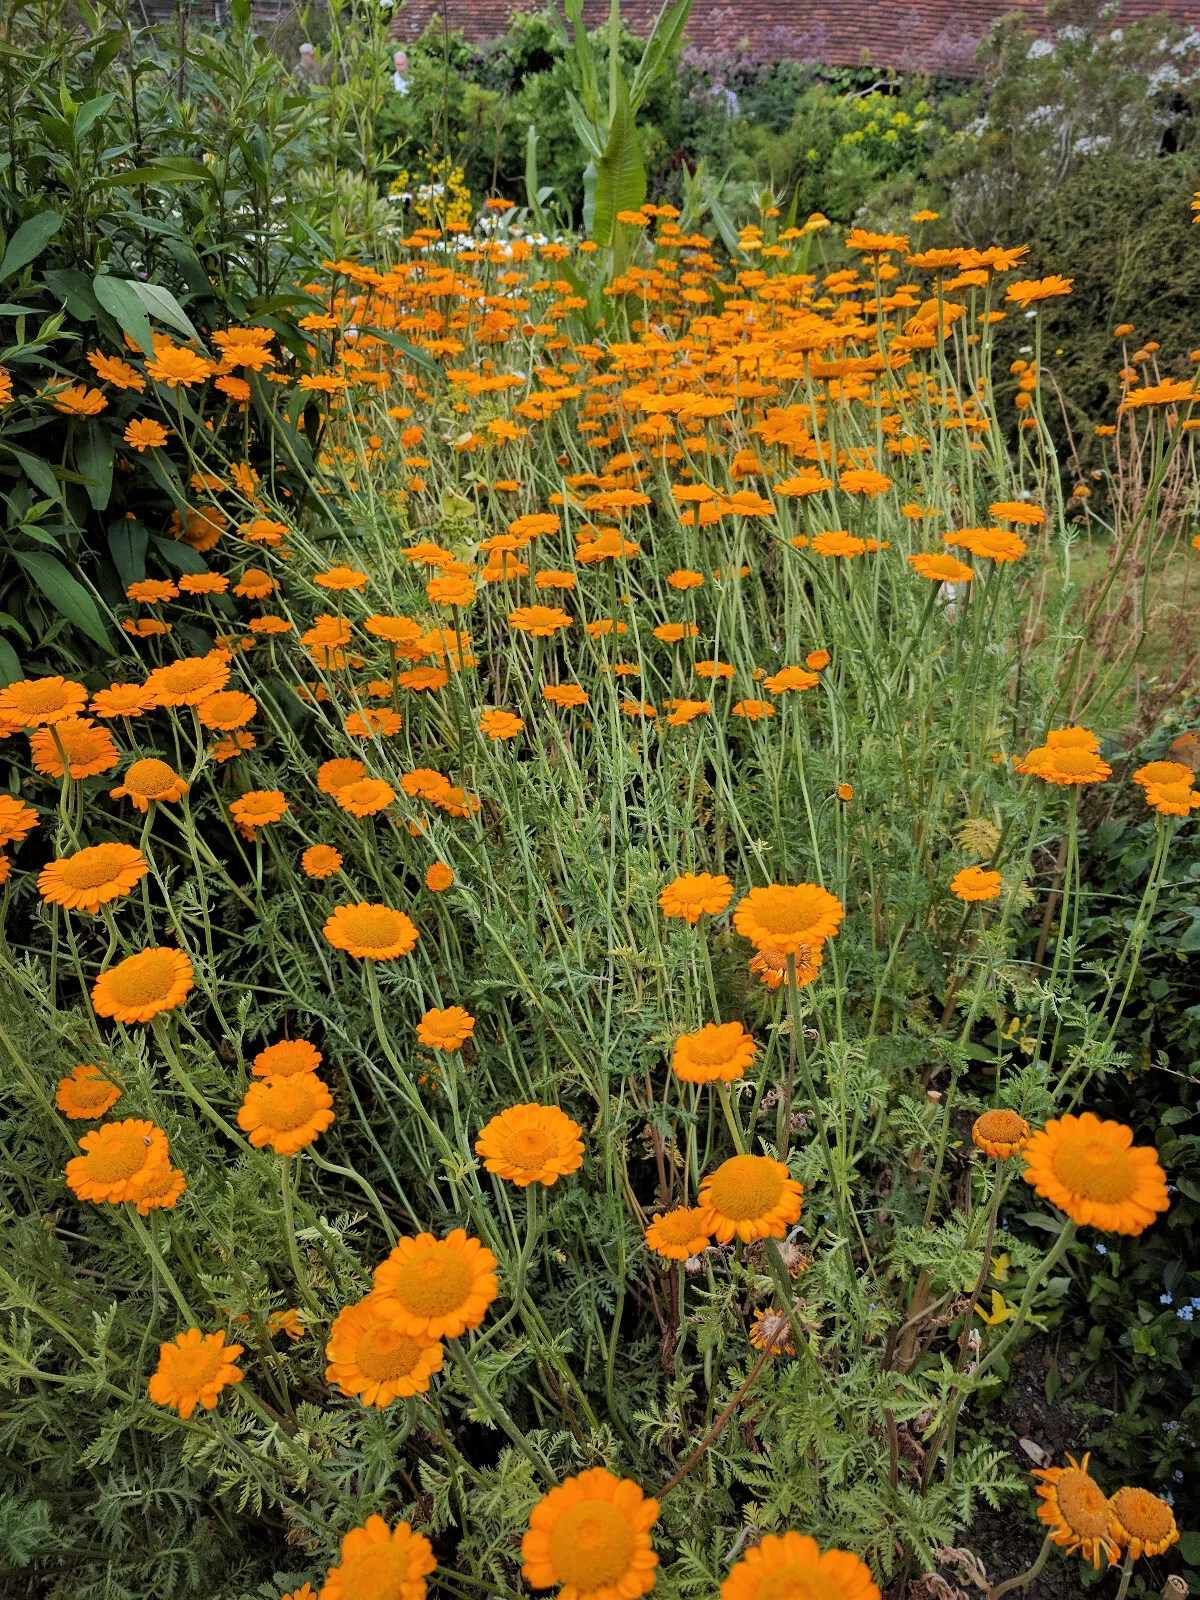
561, 0, 601, 122
97, 156, 216, 190
5, 448, 63, 504
73, 92, 118, 139
0, 635, 20, 686
592, 70, 644, 248
93, 275, 155, 355
131, 281, 200, 344
14, 551, 110, 649
107, 517, 148, 589
43, 268, 100, 321
0, 213, 64, 283
154, 536, 210, 575
74, 420, 113, 511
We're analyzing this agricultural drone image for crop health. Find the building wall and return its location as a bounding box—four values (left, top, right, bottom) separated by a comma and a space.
389, 0, 1200, 77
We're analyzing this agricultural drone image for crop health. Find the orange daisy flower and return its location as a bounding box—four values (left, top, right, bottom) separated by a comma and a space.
91, 946, 194, 1024
697, 1153, 804, 1243
373, 1229, 498, 1340
475, 1103, 584, 1187
325, 1293, 444, 1407
148, 1329, 243, 1419
521, 1467, 660, 1600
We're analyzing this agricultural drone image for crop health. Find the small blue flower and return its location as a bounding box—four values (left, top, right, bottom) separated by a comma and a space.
1164, 1490, 1175, 1506
1190, 1297, 1200, 1310
1095, 1243, 1108, 1256
1160, 1292, 1174, 1305
1177, 1306, 1194, 1323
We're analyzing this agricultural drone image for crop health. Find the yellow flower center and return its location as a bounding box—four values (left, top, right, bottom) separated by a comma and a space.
1110, 1486, 1173, 1542
755, 1563, 843, 1600
749, 888, 819, 937
344, 907, 403, 950
88, 1128, 152, 1181
549, 1499, 636, 1591
108, 949, 178, 1005
975, 1110, 1026, 1145
16, 681, 71, 714
1052, 1132, 1136, 1204
655, 1211, 700, 1244
355, 1322, 425, 1382
393, 1247, 473, 1317
259, 1076, 320, 1132
498, 1126, 555, 1170
1054, 1468, 1110, 1537
67, 1071, 113, 1108
685, 1025, 743, 1066
1049, 749, 1097, 777
169, 1342, 223, 1389
707, 1155, 784, 1221
341, 1545, 408, 1600
57, 844, 131, 890
159, 660, 222, 691
125, 758, 178, 798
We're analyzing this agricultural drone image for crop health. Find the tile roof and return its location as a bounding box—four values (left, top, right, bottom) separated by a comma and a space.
391, 0, 1200, 76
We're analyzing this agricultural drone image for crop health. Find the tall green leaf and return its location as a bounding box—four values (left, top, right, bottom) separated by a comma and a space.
74, 420, 113, 511
14, 552, 110, 649
592, 69, 645, 247
0, 213, 63, 283
629, 0, 693, 111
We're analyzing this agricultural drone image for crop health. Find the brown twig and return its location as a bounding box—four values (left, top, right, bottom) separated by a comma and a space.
659, 1347, 773, 1496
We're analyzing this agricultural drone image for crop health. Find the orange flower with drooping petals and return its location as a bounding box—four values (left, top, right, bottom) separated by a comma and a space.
972, 1109, 1031, 1159
230, 789, 288, 833
55, 1064, 121, 1120
1107, 1486, 1179, 1560
480, 709, 524, 741
148, 1329, 243, 1419
1033, 1454, 1118, 1566
110, 757, 188, 811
